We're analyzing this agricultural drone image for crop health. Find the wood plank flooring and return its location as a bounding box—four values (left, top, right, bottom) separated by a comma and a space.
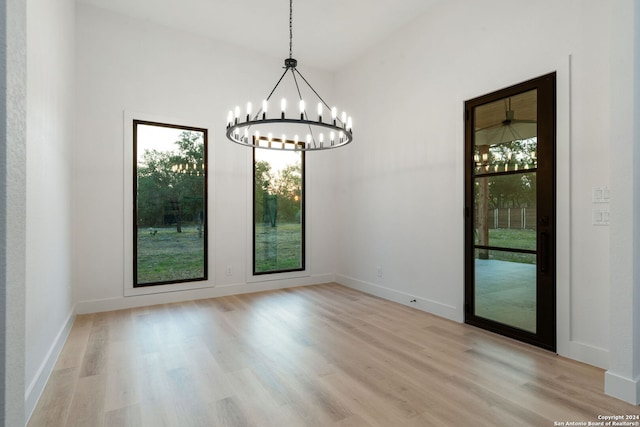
28, 283, 639, 426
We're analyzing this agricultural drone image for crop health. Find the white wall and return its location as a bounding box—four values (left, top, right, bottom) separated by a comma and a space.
334, 0, 612, 369
606, 0, 640, 405
73, 4, 338, 313
24, 0, 76, 418
1, 0, 27, 424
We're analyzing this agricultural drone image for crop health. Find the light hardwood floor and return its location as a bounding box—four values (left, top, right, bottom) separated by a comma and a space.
28, 283, 639, 426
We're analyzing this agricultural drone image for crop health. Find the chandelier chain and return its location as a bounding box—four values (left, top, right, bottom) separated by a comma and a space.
289, 0, 293, 59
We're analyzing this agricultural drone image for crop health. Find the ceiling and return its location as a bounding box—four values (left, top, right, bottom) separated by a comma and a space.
76, 0, 443, 71
475, 90, 537, 131
474, 90, 538, 146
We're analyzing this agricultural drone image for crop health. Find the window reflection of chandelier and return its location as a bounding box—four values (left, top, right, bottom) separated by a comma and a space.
473, 150, 537, 173
473, 94, 538, 173
171, 163, 205, 176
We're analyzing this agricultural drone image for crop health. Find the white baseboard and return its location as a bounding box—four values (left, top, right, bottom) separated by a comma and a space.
605, 371, 640, 405
336, 274, 462, 322
25, 308, 76, 422
75, 274, 335, 314
565, 340, 609, 370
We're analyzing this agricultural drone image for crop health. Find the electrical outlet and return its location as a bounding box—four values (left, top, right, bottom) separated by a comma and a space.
226, 265, 233, 276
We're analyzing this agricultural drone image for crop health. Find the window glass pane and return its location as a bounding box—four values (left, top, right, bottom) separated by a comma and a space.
254, 148, 304, 274
134, 122, 207, 286
474, 172, 536, 250
473, 89, 537, 176
474, 249, 536, 333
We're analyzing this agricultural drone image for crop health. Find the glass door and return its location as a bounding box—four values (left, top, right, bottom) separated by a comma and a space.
464, 74, 556, 351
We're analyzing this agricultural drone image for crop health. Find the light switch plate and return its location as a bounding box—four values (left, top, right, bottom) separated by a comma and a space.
593, 205, 610, 226
593, 186, 610, 203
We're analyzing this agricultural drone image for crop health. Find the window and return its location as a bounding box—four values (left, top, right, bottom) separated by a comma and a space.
133, 120, 208, 287
253, 147, 304, 275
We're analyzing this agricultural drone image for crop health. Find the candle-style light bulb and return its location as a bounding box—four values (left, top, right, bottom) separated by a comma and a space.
280, 98, 286, 119
299, 100, 305, 117
234, 106, 240, 119
347, 116, 353, 131
330, 131, 335, 146
331, 107, 337, 124
306, 134, 312, 148
255, 131, 260, 145
341, 111, 347, 125
317, 103, 323, 122
227, 110, 234, 126
294, 134, 299, 145
246, 102, 252, 121
244, 129, 249, 143
339, 131, 344, 142
319, 133, 324, 147
262, 100, 268, 120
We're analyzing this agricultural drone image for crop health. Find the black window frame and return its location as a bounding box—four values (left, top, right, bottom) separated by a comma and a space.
252, 147, 306, 276
133, 119, 209, 287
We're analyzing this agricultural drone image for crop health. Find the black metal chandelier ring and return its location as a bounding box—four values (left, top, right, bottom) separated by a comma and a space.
226, 117, 353, 151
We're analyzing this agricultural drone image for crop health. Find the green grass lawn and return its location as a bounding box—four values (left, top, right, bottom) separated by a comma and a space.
477, 228, 537, 264
255, 222, 303, 273
137, 226, 205, 284
136, 222, 303, 283
139, 225, 533, 280
486, 228, 536, 250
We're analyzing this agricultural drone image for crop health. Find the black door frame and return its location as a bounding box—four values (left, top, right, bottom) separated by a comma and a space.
464, 73, 557, 352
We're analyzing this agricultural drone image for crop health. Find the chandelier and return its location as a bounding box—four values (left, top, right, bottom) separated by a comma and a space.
225, 0, 353, 151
